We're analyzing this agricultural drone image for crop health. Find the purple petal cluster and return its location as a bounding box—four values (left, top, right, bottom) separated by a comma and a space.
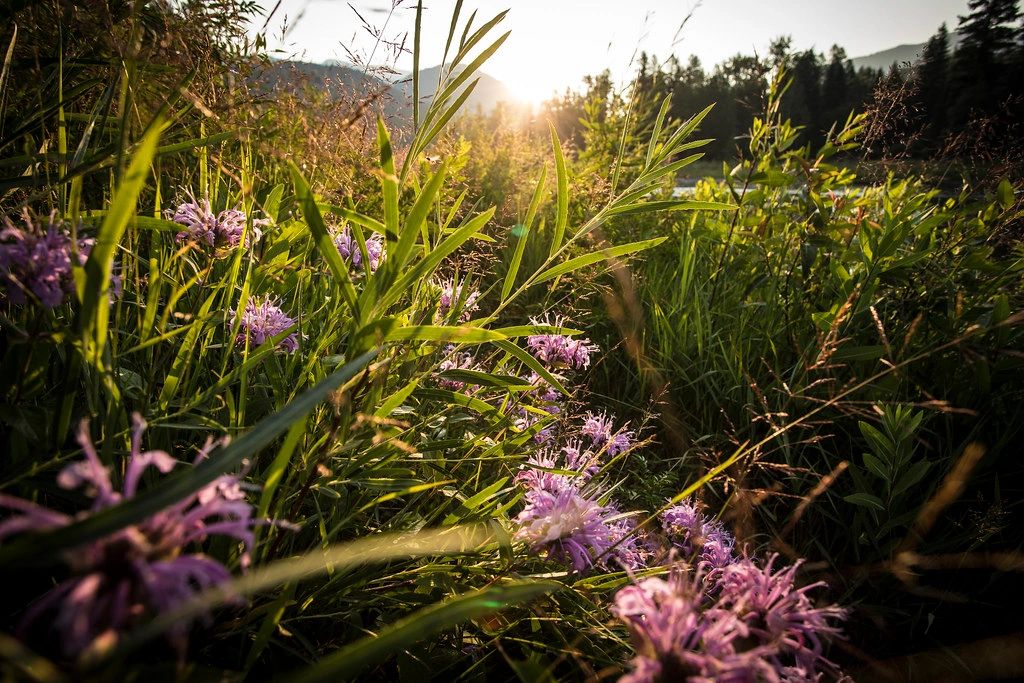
168, 195, 264, 250
514, 486, 624, 571
0, 415, 262, 658
526, 317, 598, 370
0, 210, 122, 307
0, 210, 74, 307
514, 439, 647, 571
334, 227, 385, 273
436, 344, 479, 391
612, 560, 847, 682
716, 555, 847, 677
435, 277, 481, 323
661, 499, 737, 580
230, 296, 299, 353
581, 410, 636, 456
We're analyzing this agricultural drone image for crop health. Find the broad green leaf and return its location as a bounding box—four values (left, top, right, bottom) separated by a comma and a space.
79, 120, 161, 361
503, 165, 546, 301
549, 125, 569, 260
844, 492, 885, 511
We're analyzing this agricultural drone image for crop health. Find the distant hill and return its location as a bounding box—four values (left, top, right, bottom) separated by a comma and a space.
850, 43, 926, 71
255, 60, 517, 125
389, 65, 516, 118
851, 33, 964, 72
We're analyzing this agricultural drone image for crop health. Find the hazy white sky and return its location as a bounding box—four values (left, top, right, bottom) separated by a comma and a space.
257, 0, 968, 102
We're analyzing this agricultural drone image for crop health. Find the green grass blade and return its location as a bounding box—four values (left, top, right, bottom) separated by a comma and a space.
282, 581, 559, 683
502, 166, 546, 301
533, 237, 668, 285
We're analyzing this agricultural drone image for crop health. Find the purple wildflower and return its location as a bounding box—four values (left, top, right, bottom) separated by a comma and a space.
0, 209, 74, 307
435, 277, 481, 323
334, 227, 385, 273
0, 415, 264, 658
611, 569, 779, 682
526, 372, 563, 404
561, 439, 600, 478
581, 410, 635, 456
716, 556, 847, 677
436, 345, 478, 391
230, 296, 299, 353
514, 486, 622, 571
525, 316, 598, 370
606, 512, 653, 571
168, 194, 265, 250
660, 498, 737, 578
0, 210, 122, 307
514, 449, 569, 495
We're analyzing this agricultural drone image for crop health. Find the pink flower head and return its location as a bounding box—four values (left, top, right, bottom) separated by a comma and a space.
230, 295, 299, 353
435, 277, 481, 323
0, 209, 74, 307
526, 316, 598, 370
581, 410, 635, 456
716, 556, 847, 676
660, 498, 737, 580
611, 569, 777, 682
436, 344, 479, 392
334, 227, 385, 273
0, 415, 270, 658
168, 194, 265, 250
514, 486, 622, 571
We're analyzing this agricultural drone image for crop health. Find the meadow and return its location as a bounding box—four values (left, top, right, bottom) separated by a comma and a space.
1, 2, 1022, 681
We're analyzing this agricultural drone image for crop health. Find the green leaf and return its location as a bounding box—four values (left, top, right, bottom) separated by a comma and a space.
503, 165, 546, 301
374, 379, 421, 418
862, 452, 889, 481
892, 460, 932, 496
79, 119, 161, 361
493, 339, 569, 397
281, 581, 559, 683
549, 124, 569, 259
385, 325, 507, 343
395, 162, 448, 269
288, 161, 359, 314
996, 178, 1015, 210
843, 492, 885, 511
606, 200, 734, 217
534, 237, 667, 285
859, 421, 894, 462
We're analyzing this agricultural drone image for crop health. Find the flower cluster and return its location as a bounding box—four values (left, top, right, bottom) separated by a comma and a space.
612, 558, 847, 682
581, 410, 635, 456
0, 210, 74, 307
436, 344, 480, 392
526, 316, 599, 370
0, 210, 121, 308
0, 415, 263, 658
335, 227, 385, 273
435, 277, 481, 323
661, 498, 736, 579
230, 296, 299, 353
513, 436, 646, 571
512, 312, 652, 571
168, 195, 265, 250
514, 485, 638, 572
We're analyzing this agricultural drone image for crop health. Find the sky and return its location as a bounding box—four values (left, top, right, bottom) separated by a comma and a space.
255, 0, 969, 104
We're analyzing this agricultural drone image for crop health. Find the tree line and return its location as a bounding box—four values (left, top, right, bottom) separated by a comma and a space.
538, 0, 1024, 163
